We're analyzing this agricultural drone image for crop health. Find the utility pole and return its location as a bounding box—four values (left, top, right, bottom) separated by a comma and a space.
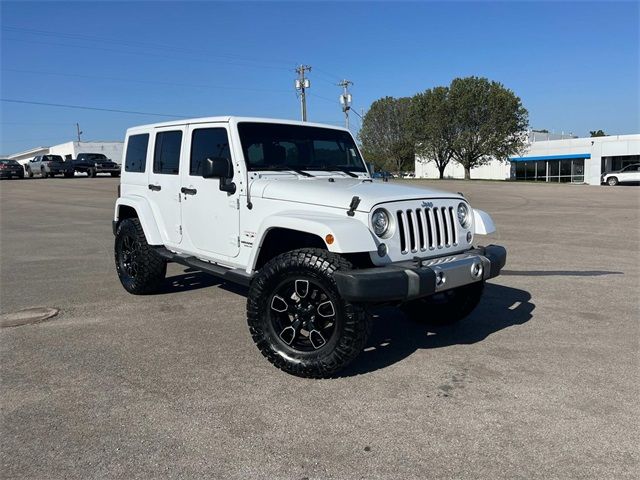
338, 79, 353, 129
76, 123, 83, 142
295, 65, 312, 121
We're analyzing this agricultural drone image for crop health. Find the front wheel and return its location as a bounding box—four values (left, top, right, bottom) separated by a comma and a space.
607, 176, 618, 186
402, 281, 485, 325
41, 169, 49, 178
247, 248, 370, 378
114, 218, 166, 294
89, 168, 97, 178
27, 169, 33, 178
110, 172, 120, 177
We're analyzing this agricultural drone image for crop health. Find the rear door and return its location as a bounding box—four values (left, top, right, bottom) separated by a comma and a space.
147, 126, 186, 247
180, 123, 240, 258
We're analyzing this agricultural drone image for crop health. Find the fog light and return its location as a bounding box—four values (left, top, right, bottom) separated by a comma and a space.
466, 231, 472, 243
377, 243, 387, 257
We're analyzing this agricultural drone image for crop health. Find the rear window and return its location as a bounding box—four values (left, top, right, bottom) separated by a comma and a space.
124, 134, 149, 173
0, 159, 19, 165
43, 155, 63, 162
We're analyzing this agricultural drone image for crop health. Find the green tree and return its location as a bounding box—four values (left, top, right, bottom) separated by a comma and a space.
590, 129, 606, 137
359, 96, 414, 173
448, 77, 529, 179
409, 86, 453, 179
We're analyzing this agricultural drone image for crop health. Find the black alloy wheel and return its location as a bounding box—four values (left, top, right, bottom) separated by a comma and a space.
114, 218, 166, 294
247, 248, 370, 378
268, 277, 338, 352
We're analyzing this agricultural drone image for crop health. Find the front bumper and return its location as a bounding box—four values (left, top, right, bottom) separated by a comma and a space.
334, 245, 507, 303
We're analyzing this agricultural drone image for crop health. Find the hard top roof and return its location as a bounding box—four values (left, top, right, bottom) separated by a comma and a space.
127, 116, 349, 132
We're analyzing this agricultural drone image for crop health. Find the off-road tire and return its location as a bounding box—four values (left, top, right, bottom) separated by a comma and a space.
607, 176, 618, 186
247, 248, 370, 378
402, 281, 485, 325
114, 218, 166, 295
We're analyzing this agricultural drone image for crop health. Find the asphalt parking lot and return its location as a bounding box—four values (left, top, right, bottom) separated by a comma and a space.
1, 177, 638, 479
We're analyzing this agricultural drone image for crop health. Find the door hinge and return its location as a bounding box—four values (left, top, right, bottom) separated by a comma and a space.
178, 225, 183, 235
237, 236, 240, 247
236, 198, 240, 210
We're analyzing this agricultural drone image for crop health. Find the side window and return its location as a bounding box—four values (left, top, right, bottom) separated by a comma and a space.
153, 131, 182, 175
124, 134, 149, 173
190, 128, 231, 176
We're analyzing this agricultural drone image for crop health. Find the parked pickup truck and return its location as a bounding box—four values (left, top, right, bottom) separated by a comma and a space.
72, 153, 121, 177
113, 116, 507, 378
26, 155, 75, 178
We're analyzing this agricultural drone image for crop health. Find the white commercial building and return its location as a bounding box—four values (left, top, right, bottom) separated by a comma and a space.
415, 132, 640, 185
8, 141, 124, 167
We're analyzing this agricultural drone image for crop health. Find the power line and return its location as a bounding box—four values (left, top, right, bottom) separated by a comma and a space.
2, 25, 297, 67
1, 99, 191, 118
307, 93, 336, 103
2, 37, 294, 73
4, 68, 292, 94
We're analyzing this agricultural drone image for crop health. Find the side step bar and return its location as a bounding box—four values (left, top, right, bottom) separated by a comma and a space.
154, 247, 253, 287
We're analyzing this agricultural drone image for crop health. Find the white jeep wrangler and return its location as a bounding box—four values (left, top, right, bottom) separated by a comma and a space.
113, 117, 506, 377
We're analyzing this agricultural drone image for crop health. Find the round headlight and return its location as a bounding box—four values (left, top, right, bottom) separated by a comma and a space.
371, 208, 390, 237
457, 202, 471, 228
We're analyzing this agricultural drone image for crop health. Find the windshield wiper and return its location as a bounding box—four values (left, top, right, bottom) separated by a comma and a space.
263, 165, 314, 177
321, 166, 358, 178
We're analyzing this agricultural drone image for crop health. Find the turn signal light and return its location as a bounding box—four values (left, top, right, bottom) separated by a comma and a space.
325, 234, 335, 245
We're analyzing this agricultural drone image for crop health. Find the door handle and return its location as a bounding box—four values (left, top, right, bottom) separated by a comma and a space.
148, 184, 161, 191
181, 187, 197, 195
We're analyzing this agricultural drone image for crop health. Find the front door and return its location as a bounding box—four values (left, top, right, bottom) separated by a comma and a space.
180, 124, 240, 258
147, 126, 185, 247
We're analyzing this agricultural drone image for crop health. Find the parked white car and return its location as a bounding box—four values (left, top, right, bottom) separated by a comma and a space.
113, 117, 507, 377
602, 163, 640, 186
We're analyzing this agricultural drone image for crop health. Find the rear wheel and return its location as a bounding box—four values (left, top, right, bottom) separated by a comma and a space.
114, 218, 166, 294
247, 248, 369, 378
64, 172, 74, 178
402, 281, 485, 325
90, 168, 97, 178
607, 176, 618, 186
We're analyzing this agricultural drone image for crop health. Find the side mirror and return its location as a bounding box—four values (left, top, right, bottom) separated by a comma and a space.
202, 157, 236, 194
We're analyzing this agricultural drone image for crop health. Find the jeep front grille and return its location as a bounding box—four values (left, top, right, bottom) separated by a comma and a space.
397, 206, 458, 254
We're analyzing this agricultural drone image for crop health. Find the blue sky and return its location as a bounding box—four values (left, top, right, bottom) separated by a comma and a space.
1, 1, 638, 154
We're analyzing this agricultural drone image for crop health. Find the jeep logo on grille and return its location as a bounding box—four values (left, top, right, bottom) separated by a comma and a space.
421, 201, 434, 208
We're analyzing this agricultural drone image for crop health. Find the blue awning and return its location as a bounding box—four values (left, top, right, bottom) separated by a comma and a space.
510, 153, 591, 162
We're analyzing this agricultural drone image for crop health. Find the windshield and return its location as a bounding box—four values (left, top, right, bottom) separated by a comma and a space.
43, 155, 64, 162
82, 154, 107, 161
238, 122, 367, 173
